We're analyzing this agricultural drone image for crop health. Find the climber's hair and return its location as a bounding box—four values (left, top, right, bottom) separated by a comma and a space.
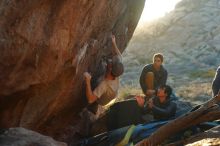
153, 53, 164, 62
158, 85, 172, 98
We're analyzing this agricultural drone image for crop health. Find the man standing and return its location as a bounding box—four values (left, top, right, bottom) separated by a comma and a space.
139, 53, 168, 97
212, 66, 220, 96
83, 35, 124, 106
79, 35, 124, 136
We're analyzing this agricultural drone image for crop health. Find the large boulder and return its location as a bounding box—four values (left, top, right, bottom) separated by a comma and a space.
0, 127, 67, 146
0, 0, 145, 140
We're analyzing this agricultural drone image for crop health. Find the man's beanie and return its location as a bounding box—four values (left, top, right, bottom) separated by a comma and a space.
111, 56, 124, 77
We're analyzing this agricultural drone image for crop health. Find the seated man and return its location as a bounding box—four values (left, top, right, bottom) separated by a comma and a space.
136, 85, 176, 120
84, 35, 124, 106
212, 66, 220, 97
107, 85, 176, 131
139, 53, 168, 97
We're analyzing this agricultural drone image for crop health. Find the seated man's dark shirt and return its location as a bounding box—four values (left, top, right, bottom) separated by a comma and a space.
139, 64, 168, 94
146, 97, 176, 120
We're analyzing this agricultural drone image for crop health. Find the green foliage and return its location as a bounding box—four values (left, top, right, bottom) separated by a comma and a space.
137, 57, 151, 65
189, 69, 216, 79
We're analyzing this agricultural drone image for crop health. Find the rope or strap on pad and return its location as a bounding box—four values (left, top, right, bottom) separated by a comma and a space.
116, 125, 136, 146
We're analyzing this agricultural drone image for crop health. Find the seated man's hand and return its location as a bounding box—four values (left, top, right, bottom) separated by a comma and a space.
148, 98, 153, 109
83, 72, 92, 81
135, 95, 145, 107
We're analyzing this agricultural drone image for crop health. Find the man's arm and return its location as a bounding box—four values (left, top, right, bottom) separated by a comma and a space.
160, 68, 168, 86
136, 95, 145, 107
139, 67, 147, 95
136, 96, 152, 114
111, 35, 122, 57
84, 72, 98, 104
212, 66, 220, 96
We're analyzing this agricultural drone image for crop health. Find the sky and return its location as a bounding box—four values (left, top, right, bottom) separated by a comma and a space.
139, 0, 182, 24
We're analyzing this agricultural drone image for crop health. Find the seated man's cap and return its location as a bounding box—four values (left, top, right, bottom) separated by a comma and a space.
111, 55, 124, 77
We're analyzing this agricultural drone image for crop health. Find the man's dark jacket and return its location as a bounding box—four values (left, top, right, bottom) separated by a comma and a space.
151, 97, 176, 120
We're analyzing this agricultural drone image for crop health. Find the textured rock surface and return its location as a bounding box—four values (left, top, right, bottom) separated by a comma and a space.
185, 125, 220, 146
0, 127, 67, 146
122, 0, 220, 103
0, 0, 145, 140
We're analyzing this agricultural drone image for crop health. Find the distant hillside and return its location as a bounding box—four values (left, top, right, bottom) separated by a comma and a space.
121, 0, 220, 103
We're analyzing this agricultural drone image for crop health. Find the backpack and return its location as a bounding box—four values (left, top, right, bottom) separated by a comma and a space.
107, 99, 142, 130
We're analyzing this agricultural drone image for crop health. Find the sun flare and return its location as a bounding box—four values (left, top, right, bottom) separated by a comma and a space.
139, 0, 182, 24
